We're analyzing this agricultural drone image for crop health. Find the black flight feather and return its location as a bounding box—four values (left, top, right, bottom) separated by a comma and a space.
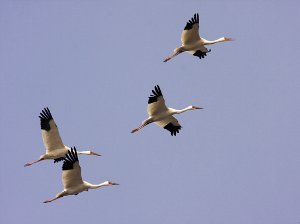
62, 147, 78, 171
148, 85, 163, 104
54, 157, 65, 163
193, 49, 211, 59
164, 122, 182, 136
184, 13, 199, 30
39, 107, 53, 131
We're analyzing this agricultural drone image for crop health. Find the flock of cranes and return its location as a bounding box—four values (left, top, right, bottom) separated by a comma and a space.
25, 107, 116, 203
25, 13, 234, 203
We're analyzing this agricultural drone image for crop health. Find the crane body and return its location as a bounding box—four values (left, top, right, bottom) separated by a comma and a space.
24, 108, 101, 167
131, 85, 203, 136
43, 147, 119, 203
164, 13, 234, 62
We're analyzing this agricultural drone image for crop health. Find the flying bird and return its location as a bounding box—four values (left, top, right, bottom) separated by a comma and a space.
164, 13, 234, 62
131, 85, 203, 136
24, 107, 101, 167
43, 147, 119, 203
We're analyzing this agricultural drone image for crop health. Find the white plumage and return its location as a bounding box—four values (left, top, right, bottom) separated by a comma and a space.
164, 13, 234, 62
24, 108, 101, 167
131, 85, 203, 136
43, 147, 119, 203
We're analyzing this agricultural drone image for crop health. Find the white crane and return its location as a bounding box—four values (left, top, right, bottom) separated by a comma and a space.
131, 85, 203, 136
24, 107, 101, 167
43, 147, 119, 203
164, 13, 234, 62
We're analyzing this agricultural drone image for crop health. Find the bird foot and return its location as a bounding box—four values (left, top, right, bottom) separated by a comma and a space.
131, 128, 139, 133
163, 57, 171, 62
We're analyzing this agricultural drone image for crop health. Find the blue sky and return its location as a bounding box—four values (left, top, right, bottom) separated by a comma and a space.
1, 1, 300, 223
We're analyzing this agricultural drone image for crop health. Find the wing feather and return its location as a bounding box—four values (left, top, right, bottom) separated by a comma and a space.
62, 148, 83, 189
147, 85, 168, 116
189, 48, 211, 59
39, 108, 64, 153
147, 96, 168, 116
62, 162, 83, 188
154, 116, 182, 136
181, 13, 200, 45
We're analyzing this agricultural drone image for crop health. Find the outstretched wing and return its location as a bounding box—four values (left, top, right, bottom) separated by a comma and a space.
62, 147, 83, 189
147, 85, 168, 116
155, 116, 182, 136
181, 13, 201, 45
39, 107, 64, 153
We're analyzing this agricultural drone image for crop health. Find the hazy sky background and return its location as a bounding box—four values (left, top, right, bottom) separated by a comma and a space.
1, 1, 300, 223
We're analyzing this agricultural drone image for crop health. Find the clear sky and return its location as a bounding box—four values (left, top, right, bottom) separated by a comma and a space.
1, 1, 300, 223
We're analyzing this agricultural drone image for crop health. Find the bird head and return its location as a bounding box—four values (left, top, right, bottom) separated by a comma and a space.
105, 181, 120, 186
224, 37, 235, 41
89, 151, 101, 156
191, 106, 204, 110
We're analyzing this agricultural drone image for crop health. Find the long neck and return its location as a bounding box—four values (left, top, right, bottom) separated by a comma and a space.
84, 181, 109, 189
77, 151, 90, 155
202, 37, 224, 45
170, 107, 192, 115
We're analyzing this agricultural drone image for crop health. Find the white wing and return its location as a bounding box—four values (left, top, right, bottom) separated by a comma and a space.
147, 96, 168, 116
39, 108, 65, 153
42, 120, 65, 153
147, 85, 168, 116
181, 26, 200, 45
186, 45, 210, 55
181, 13, 201, 45
155, 115, 181, 136
154, 115, 180, 128
62, 161, 84, 189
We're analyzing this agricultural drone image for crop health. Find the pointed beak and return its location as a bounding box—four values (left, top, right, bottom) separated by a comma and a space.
111, 183, 120, 185
91, 152, 101, 156
192, 106, 204, 109
225, 37, 235, 41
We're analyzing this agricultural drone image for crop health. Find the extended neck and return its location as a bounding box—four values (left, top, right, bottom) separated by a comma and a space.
77, 151, 101, 156
171, 106, 193, 115
84, 181, 110, 189
77, 151, 90, 155
202, 37, 225, 45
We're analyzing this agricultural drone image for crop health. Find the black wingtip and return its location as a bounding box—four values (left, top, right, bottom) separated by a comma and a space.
62, 147, 78, 170
164, 122, 182, 136
148, 85, 163, 104
54, 157, 65, 163
39, 107, 53, 131
193, 50, 210, 59
184, 13, 199, 30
